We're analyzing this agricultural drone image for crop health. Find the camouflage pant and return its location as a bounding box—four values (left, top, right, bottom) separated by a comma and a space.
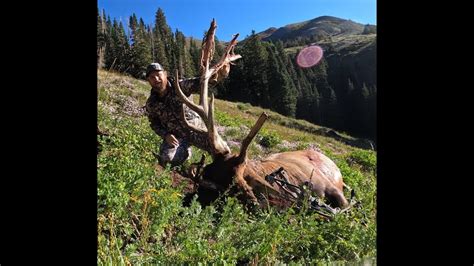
158, 138, 192, 167
158, 118, 211, 167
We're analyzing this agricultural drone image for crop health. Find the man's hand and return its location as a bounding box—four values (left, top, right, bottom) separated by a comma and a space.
165, 134, 179, 147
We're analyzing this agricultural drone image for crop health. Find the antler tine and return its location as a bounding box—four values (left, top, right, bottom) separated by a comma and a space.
238, 112, 268, 163
199, 19, 218, 115
200, 19, 217, 74
209, 33, 242, 77
208, 93, 216, 142
174, 69, 206, 120
224, 33, 240, 62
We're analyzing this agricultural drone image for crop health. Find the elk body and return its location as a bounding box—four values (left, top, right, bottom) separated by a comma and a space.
175, 20, 348, 210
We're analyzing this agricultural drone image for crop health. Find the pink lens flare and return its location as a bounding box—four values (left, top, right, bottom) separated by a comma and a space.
296, 45, 324, 68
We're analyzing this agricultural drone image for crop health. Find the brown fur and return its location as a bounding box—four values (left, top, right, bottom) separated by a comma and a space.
202, 150, 348, 208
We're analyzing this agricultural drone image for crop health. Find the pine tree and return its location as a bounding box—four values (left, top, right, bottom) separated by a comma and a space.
310, 58, 340, 127
182, 38, 195, 77
320, 85, 342, 129
175, 29, 187, 77
276, 41, 298, 90
188, 37, 200, 76
238, 31, 269, 106
275, 41, 297, 94
108, 20, 130, 73
127, 14, 152, 78
155, 8, 174, 71
97, 8, 106, 68
223, 45, 245, 101
289, 50, 321, 124
267, 44, 297, 117
356, 83, 371, 136
127, 14, 138, 75
308, 84, 322, 124
168, 31, 178, 75
343, 78, 359, 133
295, 70, 321, 124
104, 16, 117, 70
152, 9, 169, 69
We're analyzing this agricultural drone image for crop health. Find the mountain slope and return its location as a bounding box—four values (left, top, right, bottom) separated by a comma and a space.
257, 16, 374, 42
256, 16, 377, 91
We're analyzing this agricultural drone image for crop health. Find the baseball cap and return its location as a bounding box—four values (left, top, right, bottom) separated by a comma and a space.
146, 63, 164, 77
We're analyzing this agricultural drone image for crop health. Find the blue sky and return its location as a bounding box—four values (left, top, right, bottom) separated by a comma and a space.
98, 0, 376, 41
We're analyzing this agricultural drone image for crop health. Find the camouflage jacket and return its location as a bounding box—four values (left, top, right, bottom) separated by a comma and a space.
146, 77, 223, 147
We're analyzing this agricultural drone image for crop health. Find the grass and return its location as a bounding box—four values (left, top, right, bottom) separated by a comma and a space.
97, 69, 377, 264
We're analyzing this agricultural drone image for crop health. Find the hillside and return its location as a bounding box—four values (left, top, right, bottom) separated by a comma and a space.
97, 70, 376, 264
285, 33, 376, 104
228, 16, 377, 140
256, 15, 377, 91
257, 16, 372, 42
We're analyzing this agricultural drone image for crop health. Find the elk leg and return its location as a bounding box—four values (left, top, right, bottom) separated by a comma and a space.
234, 166, 258, 203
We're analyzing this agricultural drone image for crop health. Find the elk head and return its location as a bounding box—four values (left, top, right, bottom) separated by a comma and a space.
175, 20, 349, 211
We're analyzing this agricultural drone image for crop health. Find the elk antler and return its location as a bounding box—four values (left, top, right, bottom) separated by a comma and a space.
174, 19, 241, 158
238, 112, 268, 163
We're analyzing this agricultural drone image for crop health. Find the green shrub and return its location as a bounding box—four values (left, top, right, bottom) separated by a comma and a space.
237, 103, 251, 111
258, 130, 282, 148
347, 149, 376, 173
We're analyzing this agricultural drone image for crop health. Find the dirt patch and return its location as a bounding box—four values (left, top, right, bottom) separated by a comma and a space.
122, 97, 145, 117
110, 94, 145, 117
154, 164, 196, 195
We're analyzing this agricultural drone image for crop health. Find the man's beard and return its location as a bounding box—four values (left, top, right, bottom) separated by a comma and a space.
154, 83, 168, 95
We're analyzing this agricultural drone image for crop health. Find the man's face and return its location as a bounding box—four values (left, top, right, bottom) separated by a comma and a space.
147, 70, 168, 93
